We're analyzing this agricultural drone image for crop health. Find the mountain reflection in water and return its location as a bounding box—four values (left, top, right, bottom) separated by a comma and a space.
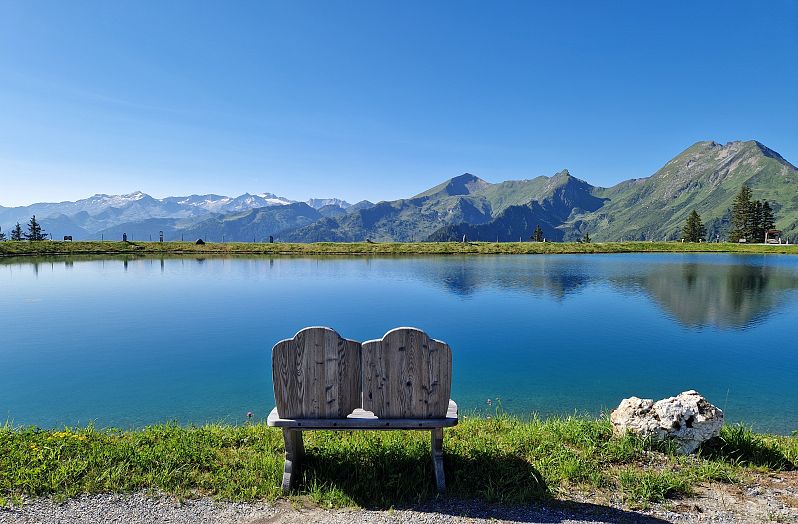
403, 254, 798, 329
631, 262, 798, 329
3, 254, 798, 330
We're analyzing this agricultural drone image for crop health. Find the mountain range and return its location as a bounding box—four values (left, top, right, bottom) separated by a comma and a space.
0, 193, 356, 241
286, 140, 798, 243
2, 140, 796, 242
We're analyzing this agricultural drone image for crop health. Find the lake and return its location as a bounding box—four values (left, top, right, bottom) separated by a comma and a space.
1, 253, 797, 434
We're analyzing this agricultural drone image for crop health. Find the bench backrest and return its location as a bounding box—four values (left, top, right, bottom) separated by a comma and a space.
272, 327, 362, 419
362, 328, 452, 419
271, 326, 452, 420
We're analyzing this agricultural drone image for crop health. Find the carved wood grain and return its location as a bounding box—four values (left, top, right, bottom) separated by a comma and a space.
361, 327, 452, 419
271, 327, 361, 419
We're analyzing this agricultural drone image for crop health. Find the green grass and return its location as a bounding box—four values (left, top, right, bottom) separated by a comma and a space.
1, 416, 795, 509
2, 240, 798, 258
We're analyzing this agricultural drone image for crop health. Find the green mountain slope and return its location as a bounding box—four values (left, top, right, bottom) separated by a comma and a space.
283, 174, 495, 242
413, 172, 492, 199
284, 171, 606, 242
426, 171, 605, 241
573, 141, 798, 241
479, 170, 601, 217
426, 202, 565, 242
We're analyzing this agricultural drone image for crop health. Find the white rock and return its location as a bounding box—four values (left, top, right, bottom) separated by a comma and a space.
611, 390, 724, 454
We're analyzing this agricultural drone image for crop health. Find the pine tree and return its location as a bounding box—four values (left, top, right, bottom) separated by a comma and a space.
11, 222, 23, 241
532, 224, 544, 242
25, 215, 47, 241
729, 185, 754, 242
762, 201, 775, 232
582, 232, 591, 243
682, 210, 706, 242
751, 200, 764, 243
0, 226, 5, 241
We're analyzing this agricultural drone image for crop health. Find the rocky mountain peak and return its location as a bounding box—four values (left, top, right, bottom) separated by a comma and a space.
448, 173, 490, 195
413, 173, 491, 199
306, 198, 351, 210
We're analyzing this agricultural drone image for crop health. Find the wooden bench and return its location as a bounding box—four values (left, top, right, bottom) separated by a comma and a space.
267, 326, 458, 494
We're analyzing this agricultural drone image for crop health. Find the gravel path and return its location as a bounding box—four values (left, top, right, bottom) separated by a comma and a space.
0, 493, 676, 524
2, 475, 797, 524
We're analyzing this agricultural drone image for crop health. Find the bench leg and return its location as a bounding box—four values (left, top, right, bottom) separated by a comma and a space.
281, 429, 304, 493
431, 428, 446, 494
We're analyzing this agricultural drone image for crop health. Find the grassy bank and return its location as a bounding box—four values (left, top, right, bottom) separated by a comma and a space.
2, 240, 798, 258
1, 416, 795, 509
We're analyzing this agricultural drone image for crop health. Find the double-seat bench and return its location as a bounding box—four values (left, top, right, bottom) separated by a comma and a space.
267, 326, 458, 493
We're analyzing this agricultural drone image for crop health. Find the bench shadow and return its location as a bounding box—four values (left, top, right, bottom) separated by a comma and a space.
394, 499, 672, 523
300, 444, 543, 507
297, 446, 669, 523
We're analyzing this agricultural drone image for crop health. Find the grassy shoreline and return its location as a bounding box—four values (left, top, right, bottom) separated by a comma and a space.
1, 416, 795, 509
2, 240, 798, 258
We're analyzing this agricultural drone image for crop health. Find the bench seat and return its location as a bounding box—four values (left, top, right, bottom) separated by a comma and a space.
267, 400, 458, 430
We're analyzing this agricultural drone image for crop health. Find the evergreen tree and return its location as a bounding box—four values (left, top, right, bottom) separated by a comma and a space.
762, 201, 775, 232
582, 232, 591, 243
682, 210, 706, 242
532, 224, 544, 242
11, 222, 23, 241
25, 215, 47, 241
751, 200, 764, 243
0, 226, 5, 241
729, 185, 754, 241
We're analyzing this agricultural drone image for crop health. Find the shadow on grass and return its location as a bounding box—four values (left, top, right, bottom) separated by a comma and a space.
299, 444, 547, 508
297, 445, 665, 523
699, 425, 796, 470
298, 446, 670, 522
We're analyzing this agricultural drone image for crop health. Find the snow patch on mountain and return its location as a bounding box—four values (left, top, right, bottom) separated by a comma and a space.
306, 198, 351, 209
0, 190, 351, 235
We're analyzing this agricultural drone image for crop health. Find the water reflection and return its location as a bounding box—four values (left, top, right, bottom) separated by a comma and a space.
403, 255, 798, 329
621, 262, 798, 329
2, 254, 798, 330
409, 257, 591, 298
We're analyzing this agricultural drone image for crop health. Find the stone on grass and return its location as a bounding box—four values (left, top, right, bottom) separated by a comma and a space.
610, 390, 724, 454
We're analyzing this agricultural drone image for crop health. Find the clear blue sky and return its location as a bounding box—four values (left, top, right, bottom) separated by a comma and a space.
1, 1, 796, 206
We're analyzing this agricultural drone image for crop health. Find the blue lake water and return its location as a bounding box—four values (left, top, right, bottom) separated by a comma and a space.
1, 253, 797, 434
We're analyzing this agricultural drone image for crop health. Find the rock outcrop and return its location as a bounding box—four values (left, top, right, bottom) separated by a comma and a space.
610, 390, 724, 454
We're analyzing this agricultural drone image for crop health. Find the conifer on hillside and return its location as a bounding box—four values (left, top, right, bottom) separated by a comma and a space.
24, 215, 47, 241
728, 186, 778, 242
11, 222, 24, 241
532, 224, 544, 242
682, 210, 706, 242
730, 185, 754, 242
762, 201, 776, 233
